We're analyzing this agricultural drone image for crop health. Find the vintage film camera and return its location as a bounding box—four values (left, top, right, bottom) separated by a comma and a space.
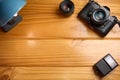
78, 0, 120, 37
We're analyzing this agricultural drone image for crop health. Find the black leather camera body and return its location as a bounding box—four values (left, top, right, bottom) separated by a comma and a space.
78, 0, 118, 37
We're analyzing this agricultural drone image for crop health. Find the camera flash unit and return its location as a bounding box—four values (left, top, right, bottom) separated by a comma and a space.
94, 54, 118, 76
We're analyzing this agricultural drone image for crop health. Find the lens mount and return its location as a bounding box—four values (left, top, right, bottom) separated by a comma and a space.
59, 0, 74, 16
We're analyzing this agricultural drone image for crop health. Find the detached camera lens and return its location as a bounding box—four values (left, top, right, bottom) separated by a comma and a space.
59, 0, 74, 16
92, 9, 106, 24
62, 4, 71, 12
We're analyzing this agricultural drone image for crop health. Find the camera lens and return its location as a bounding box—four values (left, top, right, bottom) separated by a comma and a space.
59, 0, 74, 16
62, 4, 71, 12
94, 11, 105, 20
92, 9, 106, 24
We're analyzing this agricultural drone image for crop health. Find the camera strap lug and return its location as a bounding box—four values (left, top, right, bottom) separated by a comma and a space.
114, 16, 120, 27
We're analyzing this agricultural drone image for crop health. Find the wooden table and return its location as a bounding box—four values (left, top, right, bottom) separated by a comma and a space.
0, 0, 120, 80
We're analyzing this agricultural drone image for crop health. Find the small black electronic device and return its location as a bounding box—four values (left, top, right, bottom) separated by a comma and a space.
94, 54, 118, 76
0, 0, 26, 32
2, 14, 22, 32
59, 0, 74, 16
78, 0, 120, 37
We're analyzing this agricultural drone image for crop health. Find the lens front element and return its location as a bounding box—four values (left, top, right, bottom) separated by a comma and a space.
92, 9, 107, 24
94, 11, 106, 20
59, 0, 74, 16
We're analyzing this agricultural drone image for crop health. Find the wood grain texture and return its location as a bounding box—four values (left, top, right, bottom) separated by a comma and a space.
0, 40, 120, 66
0, 67, 120, 80
0, 67, 15, 80
0, 0, 120, 80
0, 0, 120, 39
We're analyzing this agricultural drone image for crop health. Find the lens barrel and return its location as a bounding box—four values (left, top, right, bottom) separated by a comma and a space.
59, 0, 74, 16
92, 9, 107, 24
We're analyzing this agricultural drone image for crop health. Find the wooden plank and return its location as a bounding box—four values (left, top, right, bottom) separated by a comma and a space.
0, 40, 120, 66
0, 67, 15, 80
0, 0, 120, 39
4, 67, 120, 80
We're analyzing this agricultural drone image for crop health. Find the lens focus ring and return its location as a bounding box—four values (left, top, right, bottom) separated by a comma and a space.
92, 9, 107, 24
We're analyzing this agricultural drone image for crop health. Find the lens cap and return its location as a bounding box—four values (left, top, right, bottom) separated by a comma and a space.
59, 0, 74, 17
